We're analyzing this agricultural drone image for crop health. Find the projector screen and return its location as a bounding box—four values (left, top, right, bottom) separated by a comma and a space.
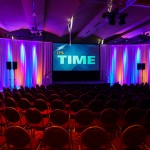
52, 43, 100, 81
53, 43, 99, 71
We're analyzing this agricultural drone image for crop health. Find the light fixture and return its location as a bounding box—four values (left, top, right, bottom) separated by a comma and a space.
68, 16, 74, 46
30, 27, 43, 37
102, 8, 128, 26
30, 0, 43, 37
119, 13, 128, 25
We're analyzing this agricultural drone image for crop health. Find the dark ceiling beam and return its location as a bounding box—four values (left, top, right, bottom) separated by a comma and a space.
72, 0, 136, 42
105, 16, 150, 42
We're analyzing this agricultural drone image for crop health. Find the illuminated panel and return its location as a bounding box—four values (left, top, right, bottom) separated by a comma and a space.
7, 43, 13, 88
19, 44, 26, 86
110, 47, 116, 84
31, 46, 37, 86
135, 47, 141, 83
123, 47, 128, 84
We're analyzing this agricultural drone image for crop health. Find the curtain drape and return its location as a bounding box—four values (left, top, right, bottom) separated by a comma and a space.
1, 37, 150, 90
0, 38, 52, 90
100, 44, 150, 85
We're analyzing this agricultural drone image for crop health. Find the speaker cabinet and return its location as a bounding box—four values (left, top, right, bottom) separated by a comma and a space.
6, 62, 11, 70
137, 63, 145, 70
137, 63, 141, 70
141, 63, 145, 70
13, 62, 17, 70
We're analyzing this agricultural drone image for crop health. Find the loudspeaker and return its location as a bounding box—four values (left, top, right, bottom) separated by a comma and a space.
6, 62, 11, 70
137, 63, 141, 70
13, 62, 17, 70
141, 63, 145, 70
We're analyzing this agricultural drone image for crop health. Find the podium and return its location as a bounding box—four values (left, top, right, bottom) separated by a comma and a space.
137, 63, 145, 83
6, 61, 17, 88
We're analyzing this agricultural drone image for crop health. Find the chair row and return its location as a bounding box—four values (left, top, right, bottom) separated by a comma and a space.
0, 124, 150, 150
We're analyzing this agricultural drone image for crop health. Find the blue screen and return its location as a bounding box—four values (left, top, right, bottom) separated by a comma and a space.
53, 43, 99, 71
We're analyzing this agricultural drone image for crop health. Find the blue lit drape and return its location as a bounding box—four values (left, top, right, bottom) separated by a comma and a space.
100, 44, 150, 85
0, 38, 150, 90
0, 38, 52, 90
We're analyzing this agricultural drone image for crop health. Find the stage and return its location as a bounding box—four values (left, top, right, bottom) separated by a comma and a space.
42, 77, 109, 86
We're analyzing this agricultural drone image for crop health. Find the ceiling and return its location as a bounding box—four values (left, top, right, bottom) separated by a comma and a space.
0, 0, 150, 44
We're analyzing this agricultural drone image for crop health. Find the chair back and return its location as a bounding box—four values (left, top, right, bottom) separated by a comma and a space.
25, 108, 42, 124
75, 109, 94, 126
121, 125, 146, 148
43, 126, 69, 148
4, 107, 20, 123
51, 99, 65, 110
50, 109, 69, 126
5, 126, 31, 148
34, 99, 48, 112
81, 126, 108, 149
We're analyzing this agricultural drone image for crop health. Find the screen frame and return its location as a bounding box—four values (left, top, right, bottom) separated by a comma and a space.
52, 43, 100, 81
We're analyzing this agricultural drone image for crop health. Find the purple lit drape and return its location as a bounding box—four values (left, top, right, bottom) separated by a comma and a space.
0, 38, 52, 90
100, 44, 150, 85
1, 38, 150, 90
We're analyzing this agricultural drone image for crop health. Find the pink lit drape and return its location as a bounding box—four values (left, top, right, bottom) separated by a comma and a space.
1, 38, 150, 90
0, 38, 52, 90
100, 44, 150, 85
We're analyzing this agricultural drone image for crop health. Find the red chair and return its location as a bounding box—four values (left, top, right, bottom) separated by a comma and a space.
74, 109, 94, 132
0, 135, 6, 149
4, 107, 27, 127
100, 108, 119, 139
80, 126, 110, 150
43, 126, 72, 149
50, 109, 70, 130
113, 125, 147, 150
5, 126, 40, 149
34, 99, 50, 117
25, 108, 49, 137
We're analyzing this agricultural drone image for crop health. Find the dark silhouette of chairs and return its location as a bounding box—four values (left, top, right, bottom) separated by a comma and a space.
122, 107, 143, 129
50, 99, 65, 110
0, 92, 4, 102
88, 99, 103, 117
80, 126, 110, 150
48, 94, 60, 103
139, 97, 150, 111
34, 99, 50, 117
79, 94, 91, 105
4, 91, 12, 98
104, 98, 120, 110
113, 125, 146, 150
4, 107, 27, 127
4, 97, 17, 108
0, 135, 6, 149
70, 99, 84, 118
122, 97, 137, 111
24, 92, 34, 103
5, 126, 40, 149
75, 109, 94, 132
143, 109, 150, 134
25, 108, 49, 137
64, 94, 76, 105
19, 98, 31, 114
0, 99, 5, 112
50, 109, 70, 129
36, 93, 47, 101
4, 97, 21, 113
43, 126, 71, 149
13, 91, 22, 103
100, 108, 119, 138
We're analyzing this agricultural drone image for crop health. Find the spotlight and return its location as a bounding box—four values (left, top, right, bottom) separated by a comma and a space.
108, 15, 116, 25
102, 8, 119, 25
119, 13, 128, 25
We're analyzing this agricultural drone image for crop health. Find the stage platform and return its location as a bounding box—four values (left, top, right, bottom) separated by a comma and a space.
52, 81, 109, 85
42, 77, 109, 86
